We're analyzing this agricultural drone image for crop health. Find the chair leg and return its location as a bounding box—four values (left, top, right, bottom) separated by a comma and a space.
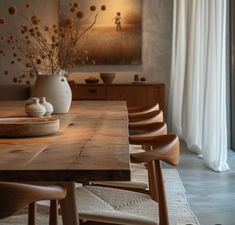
28, 202, 37, 225
49, 200, 58, 225
143, 145, 158, 201
147, 161, 158, 201
155, 161, 169, 225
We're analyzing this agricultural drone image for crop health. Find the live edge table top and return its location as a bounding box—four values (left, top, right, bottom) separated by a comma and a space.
0, 101, 130, 183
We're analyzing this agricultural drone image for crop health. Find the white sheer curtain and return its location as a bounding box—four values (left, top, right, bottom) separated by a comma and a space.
168, 0, 229, 171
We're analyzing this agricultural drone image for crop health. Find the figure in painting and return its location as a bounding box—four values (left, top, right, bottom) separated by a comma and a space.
114, 12, 121, 31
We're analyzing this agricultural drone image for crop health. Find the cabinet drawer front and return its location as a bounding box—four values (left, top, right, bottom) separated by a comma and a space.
107, 84, 165, 111
71, 85, 106, 100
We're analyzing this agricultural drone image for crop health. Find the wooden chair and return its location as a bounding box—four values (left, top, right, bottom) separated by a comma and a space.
129, 122, 168, 166
77, 134, 180, 225
128, 103, 160, 114
129, 110, 163, 123
0, 182, 66, 225
91, 122, 167, 192
129, 122, 167, 137
129, 110, 164, 129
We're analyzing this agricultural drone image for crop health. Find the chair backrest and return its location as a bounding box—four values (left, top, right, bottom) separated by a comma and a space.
129, 122, 167, 141
0, 182, 66, 220
129, 110, 163, 122
129, 110, 164, 129
128, 103, 160, 113
130, 134, 180, 225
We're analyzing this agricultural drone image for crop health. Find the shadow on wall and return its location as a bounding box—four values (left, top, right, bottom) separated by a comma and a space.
0, 85, 30, 100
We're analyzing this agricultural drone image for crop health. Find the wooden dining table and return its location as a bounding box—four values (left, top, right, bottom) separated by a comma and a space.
0, 101, 131, 225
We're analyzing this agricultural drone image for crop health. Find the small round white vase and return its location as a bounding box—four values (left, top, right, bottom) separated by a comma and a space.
39, 97, 54, 116
25, 98, 46, 118
31, 75, 72, 114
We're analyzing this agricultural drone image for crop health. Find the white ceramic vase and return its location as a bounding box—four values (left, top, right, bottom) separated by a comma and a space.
25, 98, 46, 118
31, 75, 72, 114
39, 97, 54, 116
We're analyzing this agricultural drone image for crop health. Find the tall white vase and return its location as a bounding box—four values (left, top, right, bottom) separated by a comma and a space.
31, 75, 72, 114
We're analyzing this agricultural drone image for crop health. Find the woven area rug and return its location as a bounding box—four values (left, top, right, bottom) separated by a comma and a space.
0, 168, 199, 225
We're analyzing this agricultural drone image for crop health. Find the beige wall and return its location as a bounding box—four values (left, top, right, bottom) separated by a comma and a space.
0, 0, 59, 85
0, 0, 173, 99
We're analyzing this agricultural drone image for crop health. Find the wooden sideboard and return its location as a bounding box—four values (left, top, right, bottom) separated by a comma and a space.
70, 83, 165, 111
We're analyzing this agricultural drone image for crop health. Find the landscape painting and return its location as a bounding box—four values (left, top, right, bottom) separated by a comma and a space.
59, 0, 142, 65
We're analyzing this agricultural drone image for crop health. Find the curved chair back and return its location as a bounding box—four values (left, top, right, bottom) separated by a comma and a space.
0, 182, 66, 224
128, 103, 160, 114
130, 134, 180, 225
129, 122, 167, 140
129, 110, 164, 129
129, 110, 163, 122
130, 134, 179, 165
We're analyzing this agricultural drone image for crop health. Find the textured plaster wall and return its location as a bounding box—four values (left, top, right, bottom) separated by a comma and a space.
0, 0, 59, 85
0, 0, 173, 99
143, 0, 173, 84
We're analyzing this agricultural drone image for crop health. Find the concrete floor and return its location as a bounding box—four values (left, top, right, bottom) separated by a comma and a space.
177, 142, 235, 225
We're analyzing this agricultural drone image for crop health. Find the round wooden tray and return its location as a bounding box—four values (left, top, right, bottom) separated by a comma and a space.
0, 117, 60, 138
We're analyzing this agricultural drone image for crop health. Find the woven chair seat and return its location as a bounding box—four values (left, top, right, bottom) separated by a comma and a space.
91, 163, 148, 190
77, 135, 180, 225
91, 145, 149, 190
76, 185, 159, 225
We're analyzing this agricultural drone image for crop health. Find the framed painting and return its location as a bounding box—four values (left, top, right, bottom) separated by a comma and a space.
59, 0, 142, 65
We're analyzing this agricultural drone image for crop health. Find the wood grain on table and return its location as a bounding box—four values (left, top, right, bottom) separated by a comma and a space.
0, 101, 130, 183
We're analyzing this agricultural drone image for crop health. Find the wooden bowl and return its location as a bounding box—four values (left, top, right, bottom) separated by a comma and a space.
0, 117, 60, 137
100, 73, 116, 84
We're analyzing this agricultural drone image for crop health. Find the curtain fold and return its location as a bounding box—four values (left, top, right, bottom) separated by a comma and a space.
168, 0, 187, 136
169, 0, 229, 171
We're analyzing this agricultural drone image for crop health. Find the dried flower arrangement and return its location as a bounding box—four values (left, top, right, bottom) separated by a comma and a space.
0, 1, 106, 84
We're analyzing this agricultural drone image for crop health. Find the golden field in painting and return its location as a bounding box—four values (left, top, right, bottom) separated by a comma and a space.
77, 25, 142, 65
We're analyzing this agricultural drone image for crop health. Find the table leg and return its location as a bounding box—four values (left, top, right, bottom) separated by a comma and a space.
59, 182, 79, 225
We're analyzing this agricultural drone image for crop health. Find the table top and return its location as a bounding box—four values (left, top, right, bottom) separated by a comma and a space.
0, 101, 130, 182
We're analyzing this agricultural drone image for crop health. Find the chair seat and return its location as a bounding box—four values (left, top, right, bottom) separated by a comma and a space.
129, 144, 145, 153
91, 145, 148, 190
92, 163, 148, 190
76, 185, 159, 225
